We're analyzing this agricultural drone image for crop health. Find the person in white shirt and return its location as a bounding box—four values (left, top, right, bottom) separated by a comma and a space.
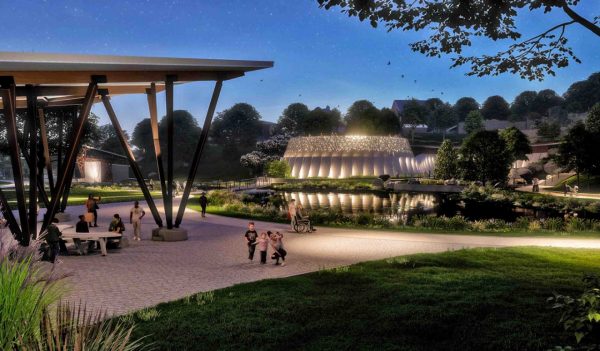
129, 201, 146, 241
288, 199, 296, 229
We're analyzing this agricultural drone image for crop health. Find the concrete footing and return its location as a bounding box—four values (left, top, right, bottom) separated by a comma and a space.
151, 227, 188, 242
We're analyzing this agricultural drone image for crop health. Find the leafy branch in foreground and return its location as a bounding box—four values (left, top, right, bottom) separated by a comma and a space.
317, 0, 599, 80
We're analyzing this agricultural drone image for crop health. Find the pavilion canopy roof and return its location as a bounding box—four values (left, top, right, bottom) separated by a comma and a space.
0, 51, 273, 108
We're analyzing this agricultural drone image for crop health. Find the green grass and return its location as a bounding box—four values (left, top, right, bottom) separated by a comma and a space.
551, 174, 600, 193
124, 247, 600, 351
0, 186, 162, 207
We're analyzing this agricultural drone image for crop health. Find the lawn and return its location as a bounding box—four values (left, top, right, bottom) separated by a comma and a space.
551, 174, 600, 193
0, 186, 162, 207
123, 247, 600, 351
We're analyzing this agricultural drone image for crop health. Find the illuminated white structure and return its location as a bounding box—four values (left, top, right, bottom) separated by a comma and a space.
283, 136, 434, 179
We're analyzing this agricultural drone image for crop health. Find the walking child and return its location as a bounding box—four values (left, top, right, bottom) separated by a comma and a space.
254, 232, 269, 264
270, 231, 287, 266
245, 222, 258, 261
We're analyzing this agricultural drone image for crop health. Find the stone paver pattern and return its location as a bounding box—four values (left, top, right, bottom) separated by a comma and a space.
50, 200, 600, 317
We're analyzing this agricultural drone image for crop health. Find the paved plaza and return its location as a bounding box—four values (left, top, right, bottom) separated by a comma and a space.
48, 200, 600, 317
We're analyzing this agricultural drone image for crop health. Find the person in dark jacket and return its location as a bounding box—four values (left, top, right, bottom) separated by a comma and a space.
76, 215, 89, 233
45, 218, 62, 263
109, 213, 126, 233
199, 193, 208, 218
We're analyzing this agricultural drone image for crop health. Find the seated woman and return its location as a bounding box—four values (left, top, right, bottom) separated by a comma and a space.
295, 204, 315, 232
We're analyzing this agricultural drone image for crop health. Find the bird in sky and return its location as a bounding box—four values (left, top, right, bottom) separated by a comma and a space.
401, 74, 404, 78
387, 61, 391, 65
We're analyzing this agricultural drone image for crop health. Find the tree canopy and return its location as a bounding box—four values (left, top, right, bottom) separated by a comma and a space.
344, 100, 400, 135
317, 0, 599, 80
433, 139, 458, 180
564, 72, 600, 113
453, 97, 479, 122
211, 103, 262, 148
276, 103, 310, 135
459, 130, 511, 184
464, 110, 484, 135
499, 126, 532, 163
481, 95, 511, 120
303, 107, 342, 135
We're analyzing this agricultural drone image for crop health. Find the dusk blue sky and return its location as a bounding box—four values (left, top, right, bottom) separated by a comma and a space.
0, 0, 598, 133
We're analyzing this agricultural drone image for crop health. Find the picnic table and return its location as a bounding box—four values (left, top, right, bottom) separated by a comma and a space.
61, 230, 122, 256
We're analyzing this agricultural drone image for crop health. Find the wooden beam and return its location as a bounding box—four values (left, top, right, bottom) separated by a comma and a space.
43, 82, 98, 231
165, 76, 175, 229
0, 84, 28, 242
147, 83, 168, 217
100, 92, 164, 227
26, 85, 38, 242
0, 71, 244, 85
175, 80, 223, 227
38, 107, 54, 192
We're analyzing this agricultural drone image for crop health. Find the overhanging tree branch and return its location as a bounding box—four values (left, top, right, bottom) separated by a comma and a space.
562, 4, 600, 37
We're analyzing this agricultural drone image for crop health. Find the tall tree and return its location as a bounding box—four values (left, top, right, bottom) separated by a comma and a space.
555, 121, 589, 178
276, 103, 310, 135
532, 89, 564, 116
211, 103, 262, 148
511, 91, 538, 120
344, 100, 399, 135
586, 103, 600, 134
537, 121, 562, 141
564, 72, 600, 113
317, 0, 599, 80
499, 127, 532, 163
95, 124, 128, 155
433, 139, 458, 180
464, 110, 484, 135
453, 97, 479, 122
401, 99, 428, 141
459, 130, 511, 184
481, 95, 511, 120
303, 107, 342, 135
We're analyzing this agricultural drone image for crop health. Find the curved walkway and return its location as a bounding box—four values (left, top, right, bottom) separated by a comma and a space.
51, 200, 600, 317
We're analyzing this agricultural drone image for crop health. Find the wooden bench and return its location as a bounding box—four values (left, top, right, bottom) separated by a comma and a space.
61, 231, 122, 256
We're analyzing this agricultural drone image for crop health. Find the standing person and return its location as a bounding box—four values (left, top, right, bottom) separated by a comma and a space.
288, 199, 297, 229
244, 222, 258, 261
130, 201, 146, 241
199, 192, 208, 218
255, 232, 269, 264
148, 179, 154, 191
85, 194, 101, 227
45, 218, 63, 264
532, 177, 539, 193
270, 231, 287, 266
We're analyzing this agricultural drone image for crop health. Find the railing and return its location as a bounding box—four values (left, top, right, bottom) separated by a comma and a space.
193, 177, 273, 192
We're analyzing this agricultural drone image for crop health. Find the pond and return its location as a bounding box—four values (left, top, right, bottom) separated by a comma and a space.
277, 191, 541, 222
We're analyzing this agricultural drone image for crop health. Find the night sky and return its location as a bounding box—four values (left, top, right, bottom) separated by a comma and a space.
0, 0, 598, 133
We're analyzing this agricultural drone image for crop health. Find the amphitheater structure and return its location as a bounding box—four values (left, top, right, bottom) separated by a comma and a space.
283, 135, 435, 179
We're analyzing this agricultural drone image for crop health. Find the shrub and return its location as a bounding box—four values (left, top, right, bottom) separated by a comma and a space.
513, 217, 532, 230
548, 275, 600, 348
0, 236, 65, 349
528, 220, 543, 232
207, 190, 239, 206
266, 160, 291, 178
544, 217, 565, 232
566, 217, 587, 232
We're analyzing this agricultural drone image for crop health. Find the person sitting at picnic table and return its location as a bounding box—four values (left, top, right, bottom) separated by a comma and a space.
109, 214, 126, 233
76, 214, 89, 233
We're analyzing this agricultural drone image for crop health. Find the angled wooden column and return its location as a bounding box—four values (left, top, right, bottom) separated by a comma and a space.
146, 83, 168, 205
100, 91, 163, 227
59, 107, 78, 213
0, 188, 21, 239
165, 75, 176, 228
43, 82, 98, 231
0, 78, 29, 243
38, 107, 55, 192
26, 85, 38, 241
175, 80, 223, 227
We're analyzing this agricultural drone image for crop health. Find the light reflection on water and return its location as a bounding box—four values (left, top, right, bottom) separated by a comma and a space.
282, 191, 437, 217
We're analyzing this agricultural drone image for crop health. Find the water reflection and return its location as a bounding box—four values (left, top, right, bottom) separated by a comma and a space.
282, 192, 437, 217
